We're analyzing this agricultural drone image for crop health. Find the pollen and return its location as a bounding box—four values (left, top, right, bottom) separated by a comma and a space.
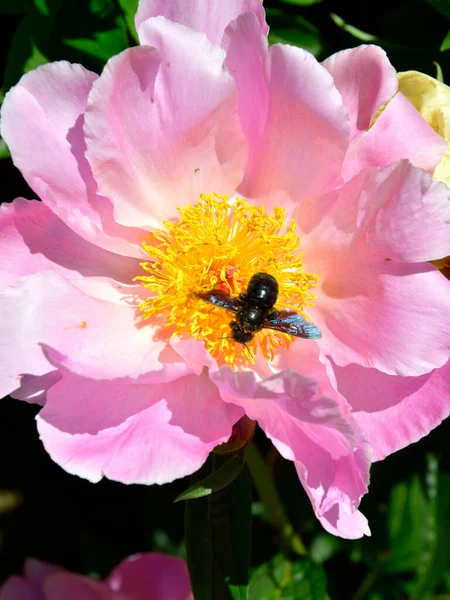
134, 194, 319, 366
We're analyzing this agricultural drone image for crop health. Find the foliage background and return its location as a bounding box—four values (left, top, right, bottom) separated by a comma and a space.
1, 1, 450, 598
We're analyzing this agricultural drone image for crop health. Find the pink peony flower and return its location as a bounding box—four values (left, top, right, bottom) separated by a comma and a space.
1, 0, 450, 539
0, 553, 193, 600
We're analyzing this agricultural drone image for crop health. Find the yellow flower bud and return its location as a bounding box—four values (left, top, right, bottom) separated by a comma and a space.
398, 71, 450, 186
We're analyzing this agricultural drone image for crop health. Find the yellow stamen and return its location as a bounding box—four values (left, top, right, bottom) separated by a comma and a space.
134, 194, 318, 366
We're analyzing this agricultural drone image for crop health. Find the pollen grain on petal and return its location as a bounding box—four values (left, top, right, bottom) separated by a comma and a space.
134, 194, 319, 366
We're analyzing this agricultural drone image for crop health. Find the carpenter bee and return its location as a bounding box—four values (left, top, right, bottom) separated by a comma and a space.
197, 272, 322, 344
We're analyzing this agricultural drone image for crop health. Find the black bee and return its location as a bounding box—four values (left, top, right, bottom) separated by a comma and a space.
197, 272, 322, 344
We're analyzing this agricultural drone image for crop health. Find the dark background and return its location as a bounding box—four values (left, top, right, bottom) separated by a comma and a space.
1, 1, 450, 598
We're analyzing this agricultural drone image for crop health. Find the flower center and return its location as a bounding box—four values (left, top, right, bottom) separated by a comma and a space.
134, 194, 318, 366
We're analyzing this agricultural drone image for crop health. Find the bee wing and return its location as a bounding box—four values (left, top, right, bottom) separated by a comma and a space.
196, 289, 241, 314
265, 310, 322, 339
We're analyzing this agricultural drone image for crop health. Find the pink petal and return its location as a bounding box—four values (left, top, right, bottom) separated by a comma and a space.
298, 163, 450, 376
212, 367, 371, 538
0, 578, 39, 600
0, 270, 168, 397
332, 359, 450, 461
9, 371, 62, 406
45, 574, 128, 600
24, 559, 64, 592
315, 261, 450, 377
107, 553, 193, 600
344, 92, 446, 180
322, 45, 398, 141
297, 482, 370, 539
223, 13, 349, 210
0, 198, 140, 293
0, 62, 143, 257
357, 162, 450, 263
294, 425, 371, 540
84, 20, 247, 229
37, 370, 241, 484
135, 0, 268, 46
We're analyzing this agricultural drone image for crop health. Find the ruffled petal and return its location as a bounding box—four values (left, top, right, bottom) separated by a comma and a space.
84, 20, 247, 228
0, 577, 39, 600
0, 271, 168, 397
37, 370, 241, 484
107, 553, 193, 600
298, 162, 450, 376
294, 426, 371, 540
0, 198, 140, 293
332, 359, 450, 461
9, 371, 61, 406
344, 92, 446, 180
136, 0, 268, 46
322, 45, 398, 141
223, 13, 349, 211
0, 62, 143, 257
212, 367, 371, 538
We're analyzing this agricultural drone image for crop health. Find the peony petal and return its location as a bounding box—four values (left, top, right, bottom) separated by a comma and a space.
332, 359, 450, 461
9, 371, 62, 406
322, 45, 398, 140
45, 574, 128, 600
344, 92, 446, 180
296, 473, 371, 539
0, 578, 40, 600
0, 270, 168, 397
298, 163, 450, 376
0, 62, 143, 257
24, 559, 64, 592
37, 370, 241, 484
0, 198, 140, 293
135, 0, 268, 46
357, 162, 450, 263
212, 367, 371, 538
85, 20, 247, 229
223, 13, 349, 211
314, 261, 450, 377
107, 553, 193, 600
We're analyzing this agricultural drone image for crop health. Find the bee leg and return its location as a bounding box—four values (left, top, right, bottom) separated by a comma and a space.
238, 293, 248, 302
243, 343, 253, 359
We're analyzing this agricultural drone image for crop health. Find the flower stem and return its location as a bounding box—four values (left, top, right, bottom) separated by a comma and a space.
246, 442, 307, 556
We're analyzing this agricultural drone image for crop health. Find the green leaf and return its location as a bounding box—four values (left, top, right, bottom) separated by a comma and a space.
185, 454, 252, 600
34, 0, 50, 15
411, 467, 450, 596
248, 554, 327, 600
384, 475, 432, 573
382, 463, 450, 593
266, 8, 322, 56
426, 0, 450, 20
309, 533, 342, 565
117, 0, 139, 42
90, 0, 112, 14
330, 13, 378, 42
0, 0, 31, 13
246, 442, 307, 556
4, 11, 50, 89
441, 30, 450, 52
175, 452, 246, 502
63, 16, 128, 62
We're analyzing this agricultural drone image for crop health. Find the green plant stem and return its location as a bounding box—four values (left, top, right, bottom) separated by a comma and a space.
246, 442, 307, 556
